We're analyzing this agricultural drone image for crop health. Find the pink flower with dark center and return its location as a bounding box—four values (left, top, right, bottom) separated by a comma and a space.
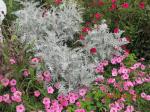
47, 86, 54, 94
3, 94, 10, 103
23, 69, 30, 77
1, 78, 9, 87
79, 88, 87, 97
141, 92, 146, 98
10, 87, 17, 93
43, 97, 50, 105
16, 104, 25, 112
122, 74, 129, 80
10, 79, 17, 86
31, 57, 40, 64
34, 90, 41, 97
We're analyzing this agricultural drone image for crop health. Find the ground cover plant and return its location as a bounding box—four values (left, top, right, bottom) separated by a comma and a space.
0, 0, 149, 112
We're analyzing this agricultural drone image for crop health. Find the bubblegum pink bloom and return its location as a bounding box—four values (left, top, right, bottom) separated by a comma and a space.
112, 68, 118, 76
141, 92, 146, 98
126, 105, 134, 112
43, 71, 51, 77
10, 58, 16, 64
69, 97, 75, 103
140, 64, 145, 70
139, 2, 145, 9
3, 94, 10, 103
79, 88, 87, 96
76, 101, 81, 107
107, 78, 115, 84
47, 86, 54, 94
75, 109, 86, 112
10, 79, 17, 86
110, 107, 118, 112
31, 57, 40, 64
43, 97, 50, 105
135, 77, 143, 84
34, 90, 41, 97
1, 78, 9, 87
145, 95, 150, 101
16, 104, 25, 112
10, 87, 17, 93
121, 3, 129, 8
122, 74, 129, 80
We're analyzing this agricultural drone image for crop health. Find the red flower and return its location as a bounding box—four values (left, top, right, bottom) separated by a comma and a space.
54, 0, 62, 5
121, 2, 129, 8
111, 4, 117, 10
90, 47, 97, 54
98, 0, 104, 6
94, 13, 101, 19
79, 35, 85, 40
82, 27, 91, 33
139, 2, 145, 9
114, 28, 119, 33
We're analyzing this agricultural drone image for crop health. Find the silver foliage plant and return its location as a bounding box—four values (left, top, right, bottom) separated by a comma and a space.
13, 0, 128, 93
80, 22, 129, 64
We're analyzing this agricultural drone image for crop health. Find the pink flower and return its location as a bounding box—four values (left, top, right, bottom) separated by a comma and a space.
107, 78, 115, 84
126, 105, 134, 112
76, 102, 81, 107
145, 95, 150, 101
43, 97, 50, 105
110, 107, 118, 112
47, 86, 54, 94
54, 0, 62, 5
94, 13, 101, 19
1, 78, 9, 87
122, 74, 129, 80
114, 28, 119, 33
34, 90, 41, 97
90, 47, 97, 54
10, 58, 16, 64
3, 94, 10, 103
79, 88, 87, 96
31, 57, 40, 64
141, 92, 146, 98
111, 4, 117, 10
0, 96, 2, 102
139, 2, 145, 9
79, 35, 85, 40
121, 3, 129, 8
82, 27, 91, 33
23, 69, 30, 77
112, 68, 118, 76
75, 109, 86, 112
140, 64, 145, 70
10, 79, 17, 86
54, 82, 61, 89
16, 104, 25, 112
10, 87, 17, 93
112, 0, 117, 3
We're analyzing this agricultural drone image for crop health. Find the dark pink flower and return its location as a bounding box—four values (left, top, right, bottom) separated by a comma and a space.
139, 2, 145, 9
121, 3, 129, 8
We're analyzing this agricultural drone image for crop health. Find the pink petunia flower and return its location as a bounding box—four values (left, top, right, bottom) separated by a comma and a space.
10, 79, 17, 86
34, 90, 41, 97
47, 86, 54, 94
16, 104, 25, 112
1, 78, 9, 87
43, 97, 50, 105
